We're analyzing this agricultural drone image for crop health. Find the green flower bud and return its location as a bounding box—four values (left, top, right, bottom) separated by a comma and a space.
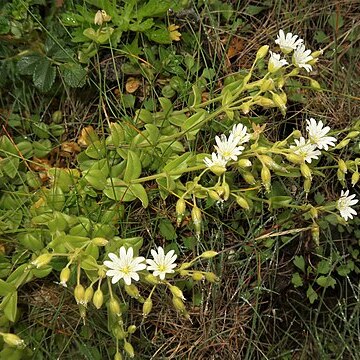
191, 205, 202, 236
239, 101, 251, 114
208, 190, 221, 201
179, 262, 192, 270
338, 159, 347, 173
346, 131, 360, 139
261, 165, 271, 192
84, 286, 94, 305
292, 130, 302, 139
109, 297, 121, 316
144, 273, 159, 285
176, 198, 186, 225
142, 297, 153, 317
74, 284, 85, 304
93, 289, 104, 309
309, 79, 321, 90
304, 178, 312, 194
286, 153, 304, 165
256, 45, 269, 60
311, 49, 323, 59
255, 97, 275, 108
300, 163, 312, 180
31, 253, 53, 268
238, 158, 252, 168
200, 251, 218, 259
236, 195, 250, 210
351, 171, 359, 187
91, 237, 109, 246
311, 224, 320, 247
337, 168, 346, 185
127, 325, 136, 334
172, 295, 186, 312
123, 341, 135, 358
192, 271, 204, 281
114, 352, 123, 360
1, 333, 26, 348
334, 138, 350, 150
260, 79, 274, 92
59, 266, 71, 287
113, 326, 126, 340
272, 93, 287, 115
309, 206, 318, 219
241, 171, 256, 185
204, 272, 220, 283
169, 285, 185, 300
98, 267, 106, 278
209, 165, 227, 176
124, 284, 140, 299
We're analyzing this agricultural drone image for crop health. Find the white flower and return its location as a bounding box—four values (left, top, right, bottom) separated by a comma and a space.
337, 190, 358, 221
146, 246, 177, 280
104, 246, 146, 285
230, 123, 251, 145
275, 29, 304, 54
204, 152, 228, 169
306, 118, 337, 150
268, 51, 288, 72
214, 133, 244, 161
290, 137, 321, 163
293, 44, 313, 72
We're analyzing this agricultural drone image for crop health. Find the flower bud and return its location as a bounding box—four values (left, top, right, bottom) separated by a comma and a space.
1, 333, 26, 348
261, 165, 271, 192
311, 224, 320, 247
239, 102, 251, 114
98, 267, 106, 278
255, 97, 275, 108
191, 205, 202, 236
124, 284, 140, 299
260, 79, 274, 92
292, 130, 302, 139
222, 182, 230, 201
304, 178, 312, 194
277, 77, 285, 88
286, 153, 304, 164
127, 325, 136, 334
169, 285, 185, 300
309, 206, 318, 219
94, 10, 111, 25
59, 266, 71, 287
172, 295, 186, 312
338, 159, 347, 173
238, 159, 252, 168
337, 169, 345, 186
84, 286, 94, 305
114, 352, 123, 360
109, 297, 121, 316
272, 93, 286, 115
309, 79, 321, 90
124, 341, 135, 358
241, 171, 256, 185
91, 237, 109, 246
179, 262, 192, 270
142, 297, 153, 317
113, 326, 126, 340
256, 45, 269, 60
204, 272, 220, 283
351, 171, 359, 187
200, 251, 218, 259
311, 49, 323, 59
334, 138, 350, 150
236, 195, 250, 210
31, 253, 53, 268
209, 165, 227, 176
208, 190, 221, 201
192, 271, 204, 281
176, 198, 186, 225
144, 273, 159, 285
300, 163, 312, 180
93, 289, 104, 309
74, 284, 85, 304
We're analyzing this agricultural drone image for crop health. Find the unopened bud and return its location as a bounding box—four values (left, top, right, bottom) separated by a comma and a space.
98, 267, 106, 278
304, 178, 312, 194
169, 285, 185, 300
192, 271, 204, 281
346, 131, 360, 139
142, 297, 153, 317
311, 224, 320, 247
238, 158, 252, 168
109, 297, 121, 316
241, 171, 256, 185
176, 198, 186, 225
84, 286, 94, 305
113, 326, 126, 340
236, 195, 250, 210
309, 79, 321, 90
179, 262, 192, 270
59, 266, 71, 287
286, 153, 304, 164
337, 169, 346, 185
309, 206, 318, 219
311, 49, 323, 59
191, 205, 202, 236
351, 171, 359, 186
208, 190, 221, 201
74, 284, 85, 304
292, 130, 302, 139
261, 165, 271, 192
334, 139, 350, 150
260, 79, 274, 92
200, 250, 218, 259
209, 165, 227, 176
338, 159, 347, 173
204, 272, 220, 283
1, 333, 26, 348
93, 289, 104, 309
31, 253, 53, 268
124, 284, 140, 299
255, 97, 275, 108
300, 163, 312, 180
91, 237, 109, 246
256, 45, 269, 60
272, 93, 286, 115
127, 325, 136, 334
114, 352, 123, 360
123, 341, 135, 358
144, 273, 159, 285
172, 295, 186, 312
239, 102, 251, 114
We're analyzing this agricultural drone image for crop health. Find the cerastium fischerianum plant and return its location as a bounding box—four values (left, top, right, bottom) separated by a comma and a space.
0, 29, 359, 358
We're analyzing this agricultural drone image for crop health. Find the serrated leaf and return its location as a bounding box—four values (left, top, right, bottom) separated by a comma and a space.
293, 255, 305, 272
60, 62, 87, 88
291, 273, 303, 288
33, 58, 56, 92
136, 0, 172, 20
316, 275, 336, 288
306, 285, 318, 304
17, 54, 42, 75
316, 259, 331, 274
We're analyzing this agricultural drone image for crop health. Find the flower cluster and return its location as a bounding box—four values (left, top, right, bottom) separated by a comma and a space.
104, 246, 177, 285
290, 118, 337, 163
274, 29, 315, 72
204, 123, 250, 173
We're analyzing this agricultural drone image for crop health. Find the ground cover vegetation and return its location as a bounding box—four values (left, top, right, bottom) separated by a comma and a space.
0, 0, 359, 359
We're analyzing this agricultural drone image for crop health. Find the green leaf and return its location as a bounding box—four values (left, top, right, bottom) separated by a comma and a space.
124, 150, 142, 181
33, 58, 56, 92
60, 62, 87, 88
81, 255, 99, 271
84, 169, 107, 190
306, 285, 318, 304
136, 0, 172, 19
0, 280, 16, 296
146, 27, 172, 44
103, 178, 136, 202
85, 141, 107, 159
316, 259, 331, 274
129, 184, 148, 208
181, 110, 207, 140
0, 17, 10, 34
0, 157, 19, 179
316, 275, 336, 289
2, 292, 18, 322
293, 255, 305, 273
17, 54, 42, 75
159, 218, 177, 241
291, 273, 303, 288
328, 13, 344, 30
